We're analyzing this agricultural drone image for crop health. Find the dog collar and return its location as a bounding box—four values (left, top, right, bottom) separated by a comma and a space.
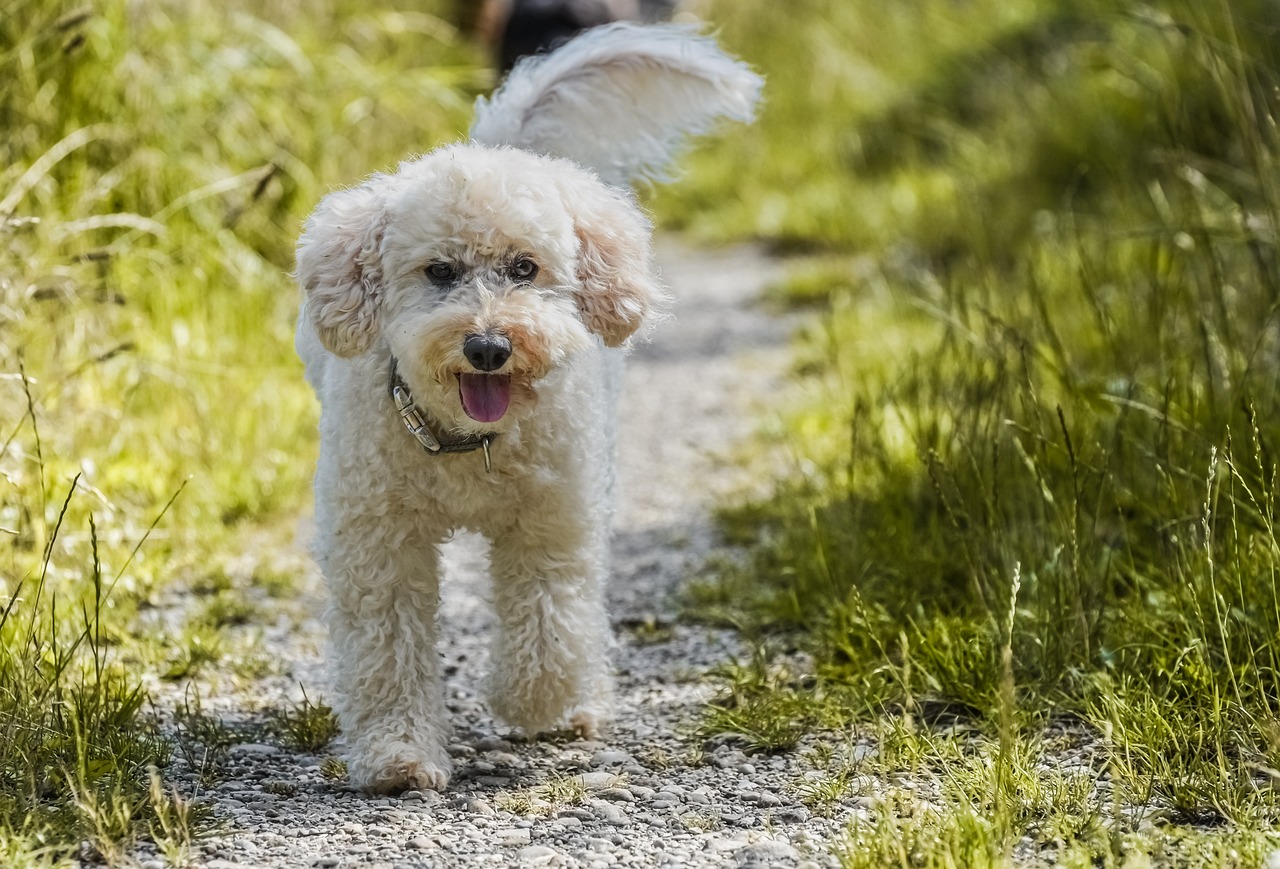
388, 357, 496, 472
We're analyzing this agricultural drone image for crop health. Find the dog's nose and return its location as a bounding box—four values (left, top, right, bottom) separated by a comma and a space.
463, 333, 512, 372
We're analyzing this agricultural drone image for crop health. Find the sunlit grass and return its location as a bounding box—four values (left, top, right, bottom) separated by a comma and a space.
664, 0, 1280, 863
1, 0, 482, 860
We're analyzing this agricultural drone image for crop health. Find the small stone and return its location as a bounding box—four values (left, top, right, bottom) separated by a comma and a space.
774, 806, 811, 824
229, 743, 277, 756
447, 743, 476, 758
488, 751, 522, 767
590, 750, 632, 767
406, 837, 432, 851
477, 735, 513, 752
312, 859, 340, 868
466, 798, 496, 816
402, 789, 442, 806
737, 840, 801, 864
519, 844, 560, 865
577, 771, 619, 790
598, 787, 633, 803
558, 807, 595, 821
755, 791, 783, 807
587, 798, 629, 824
684, 790, 711, 805
499, 828, 532, 846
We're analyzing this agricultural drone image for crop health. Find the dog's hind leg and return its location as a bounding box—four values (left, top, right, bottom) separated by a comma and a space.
485, 516, 615, 736
321, 515, 453, 792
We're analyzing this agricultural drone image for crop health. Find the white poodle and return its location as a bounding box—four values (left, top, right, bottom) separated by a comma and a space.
295, 23, 761, 793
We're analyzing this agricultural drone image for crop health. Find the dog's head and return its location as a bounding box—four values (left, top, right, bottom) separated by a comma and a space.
295, 144, 666, 431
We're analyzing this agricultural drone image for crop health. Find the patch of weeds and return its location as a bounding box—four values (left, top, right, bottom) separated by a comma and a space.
793, 768, 861, 817
162, 624, 224, 680
269, 690, 340, 753
677, 811, 719, 833
261, 779, 299, 797
533, 772, 590, 807
635, 747, 674, 772
148, 767, 210, 868
190, 570, 235, 597
617, 615, 675, 646
229, 646, 278, 680
699, 648, 830, 753
171, 690, 240, 782
252, 566, 301, 599
320, 758, 348, 781
196, 591, 255, 629
494, 791, 541, 817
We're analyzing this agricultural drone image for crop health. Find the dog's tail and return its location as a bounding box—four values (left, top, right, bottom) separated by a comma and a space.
468, 22, 762, 186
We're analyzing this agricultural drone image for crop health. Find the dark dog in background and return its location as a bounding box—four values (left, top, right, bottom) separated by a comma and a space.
472, 0, 678, 72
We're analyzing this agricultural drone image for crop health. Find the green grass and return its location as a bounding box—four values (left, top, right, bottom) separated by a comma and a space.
1, 0, 482, 861
662, 0, 1280, 864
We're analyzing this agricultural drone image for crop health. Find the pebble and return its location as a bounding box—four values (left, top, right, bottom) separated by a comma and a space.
576, 771, 620, 790
590, 750, 633, 767
774, 806, 812, 824
518, 844, 561, 864
737, 840, 801, 863
499, 828, 532, 846
229, 743, 278, 756
477, 736, 513, 752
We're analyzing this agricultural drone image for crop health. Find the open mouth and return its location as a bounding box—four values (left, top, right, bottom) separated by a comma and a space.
458, 373, 512, 423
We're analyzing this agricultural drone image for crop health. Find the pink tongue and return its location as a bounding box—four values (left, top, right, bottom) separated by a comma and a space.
458, 374, 511, 423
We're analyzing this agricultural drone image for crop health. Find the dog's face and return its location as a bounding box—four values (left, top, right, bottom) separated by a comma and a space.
296, 144, 665, 432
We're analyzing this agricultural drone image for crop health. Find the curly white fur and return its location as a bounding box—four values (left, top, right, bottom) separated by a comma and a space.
471, 21, 763, 185
296, 24, 759, 793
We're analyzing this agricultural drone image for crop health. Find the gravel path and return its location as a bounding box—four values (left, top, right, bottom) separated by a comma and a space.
147, 240, 851, 869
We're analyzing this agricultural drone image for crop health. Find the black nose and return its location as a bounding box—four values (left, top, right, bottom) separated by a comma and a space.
463, 333, 512, 372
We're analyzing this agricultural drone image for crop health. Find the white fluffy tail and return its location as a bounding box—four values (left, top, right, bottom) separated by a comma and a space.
469, 22, 762, 186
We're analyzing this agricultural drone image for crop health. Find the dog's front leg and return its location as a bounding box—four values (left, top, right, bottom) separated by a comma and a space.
486, 519, 614, 738
322, 519, 452, 792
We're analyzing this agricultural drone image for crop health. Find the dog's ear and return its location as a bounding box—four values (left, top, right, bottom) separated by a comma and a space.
564, 180, 667, 347
295, 177, 391, 357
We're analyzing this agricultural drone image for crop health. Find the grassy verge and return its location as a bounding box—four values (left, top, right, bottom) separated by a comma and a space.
1, 0, 480, 862
660, 0, 1280, 864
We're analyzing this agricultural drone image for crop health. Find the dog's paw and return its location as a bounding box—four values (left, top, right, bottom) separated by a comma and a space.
569, 710, 601, 741
347, 741, 453, 793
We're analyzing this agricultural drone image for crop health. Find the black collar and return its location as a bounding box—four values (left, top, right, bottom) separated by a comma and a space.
388, 357, 496, 471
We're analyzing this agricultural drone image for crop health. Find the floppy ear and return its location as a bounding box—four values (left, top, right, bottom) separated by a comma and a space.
295, 177, 391, 357
564, 180, 668, 347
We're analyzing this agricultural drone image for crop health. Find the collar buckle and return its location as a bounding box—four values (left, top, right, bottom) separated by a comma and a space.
392, 383, 443, 452
388, 357, 498, 471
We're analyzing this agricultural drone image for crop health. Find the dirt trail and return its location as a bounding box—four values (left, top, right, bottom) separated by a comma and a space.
157, 241, 850, 869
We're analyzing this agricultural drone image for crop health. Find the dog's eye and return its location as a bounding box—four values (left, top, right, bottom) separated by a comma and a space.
510, 258, 538, 282
425, 262, 456, 283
